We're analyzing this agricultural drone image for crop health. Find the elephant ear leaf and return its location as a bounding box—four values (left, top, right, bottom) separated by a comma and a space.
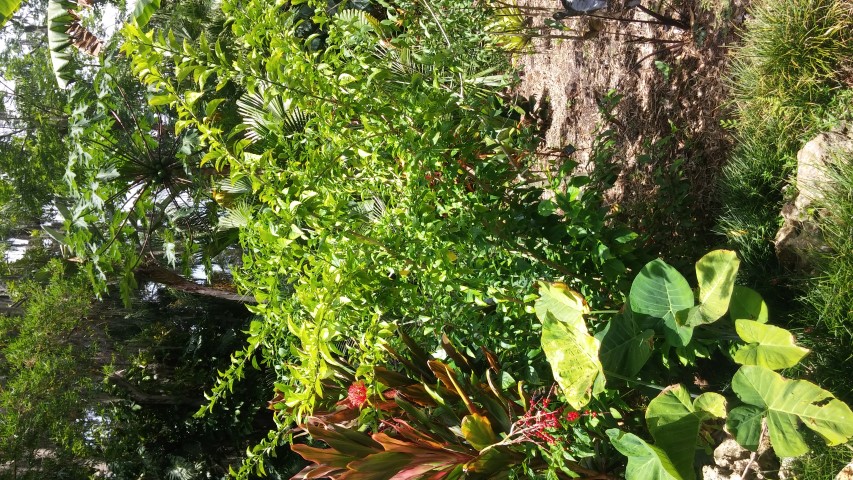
597, 305, 653, 377
128, 0, 161, 27
645, 386, 727, 480
0, 0, 23, 27
536, 283, 604, 410
629, 259, 694, 347
727, 366, 853, 457
689, 250, 740, 325
607, 429, 683, 480
733, 320, 809, 370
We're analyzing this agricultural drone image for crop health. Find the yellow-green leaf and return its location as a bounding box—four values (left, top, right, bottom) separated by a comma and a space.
461, 414, 498, 451
691, 250, 740, 325
733, 320, 809, 370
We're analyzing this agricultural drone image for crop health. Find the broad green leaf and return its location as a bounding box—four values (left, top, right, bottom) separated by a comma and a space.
541, 311, 604, 410
691, 250, 740, 325
0, 0, 22, 27
47, 0, 77, 89
693, 392, 727, 420
729, 286, 768, 323
645, 385, 697, 480
461, 414, 498, 451
534, 282, 589, 326
607, 429, 682, 480
730, 366, 853, 456
726, 405, 764, 452
733, 320, 809, 370
128, 0, 161, 27
630, 259, 694, 347
598, 307, 653, 377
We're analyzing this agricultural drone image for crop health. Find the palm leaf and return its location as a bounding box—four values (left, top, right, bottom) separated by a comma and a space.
129, 0, 161, 27
47, 0, 77, 88
0, 0, 23, 28
218, 201, 253, 230
335, 8, 381, 32
237, 91, 309, 144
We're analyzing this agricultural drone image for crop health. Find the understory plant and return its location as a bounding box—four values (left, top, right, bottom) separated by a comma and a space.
288, 250, 853, 479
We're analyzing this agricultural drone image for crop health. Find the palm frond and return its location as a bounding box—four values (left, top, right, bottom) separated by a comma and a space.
335, 8, 381, 32
218, 201, 253, 230
237, 91, 310, 145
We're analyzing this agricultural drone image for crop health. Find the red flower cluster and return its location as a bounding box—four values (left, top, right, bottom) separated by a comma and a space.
347, 381, 368, 409
516, 398, 562, 444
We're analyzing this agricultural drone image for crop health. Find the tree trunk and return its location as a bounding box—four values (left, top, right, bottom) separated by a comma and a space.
107, 371, 205, 406
134, 261, 255, 304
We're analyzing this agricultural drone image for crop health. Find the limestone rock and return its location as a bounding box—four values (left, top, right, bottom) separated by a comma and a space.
701, 434, 779, 480
775, 123, 853, 272
837, 462, 853, 480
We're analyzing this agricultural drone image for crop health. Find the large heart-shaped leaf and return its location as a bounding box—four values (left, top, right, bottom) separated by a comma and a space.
630, 259, 694, 347
690, 250, 740, 325
729, 286, 768, 323
536, 282, 603, 409
598, 306, 654, 377
728, 366, 853, 457
541, 311, 605, 410
607, 429, 682, 480
645, 386, 727, 480
733, 320, 809, 370
0, 0, 22, 27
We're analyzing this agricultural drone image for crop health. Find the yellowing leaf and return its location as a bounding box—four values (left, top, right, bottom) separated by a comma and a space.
691, 250, 740, 325
541, 311, 604, 409
728, 366, 853, 457
461, 414, 498, 451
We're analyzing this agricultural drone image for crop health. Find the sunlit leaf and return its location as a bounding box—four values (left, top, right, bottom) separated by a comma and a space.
729, 286, 768, 323
728, 365, 853, 456
733, 320, 809, 370
690, 250, 740, 325
629, 259, 694, 347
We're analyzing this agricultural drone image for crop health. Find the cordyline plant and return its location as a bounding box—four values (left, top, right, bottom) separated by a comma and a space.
283, 332, 615, 479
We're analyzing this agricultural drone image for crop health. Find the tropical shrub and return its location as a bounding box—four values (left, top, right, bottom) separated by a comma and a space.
287, 251, 853, 479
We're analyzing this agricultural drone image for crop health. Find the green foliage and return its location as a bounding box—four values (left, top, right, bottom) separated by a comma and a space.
0, 264, 97, 477
630, 258, 695, 347
644, 386, 726, 480
802, 150, 853, 339
728, 286, 769, 323
46, 0, 77, 89
607, 429, 681, 480
719, 0, 853, 284
727, 365, 853, 457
